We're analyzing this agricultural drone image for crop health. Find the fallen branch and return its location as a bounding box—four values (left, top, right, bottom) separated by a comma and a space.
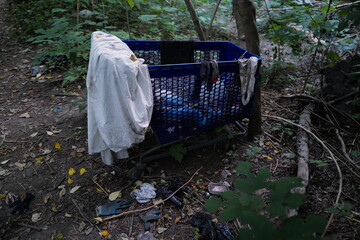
336, 0, 360, 8
98, 167, 202, 222
92, 178, 109, 196
264, 114, 343, 237
16, 223, 44, 231
288, 103, 314, 217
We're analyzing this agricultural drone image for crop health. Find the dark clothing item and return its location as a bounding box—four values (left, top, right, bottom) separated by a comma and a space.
160, 41, 195, 64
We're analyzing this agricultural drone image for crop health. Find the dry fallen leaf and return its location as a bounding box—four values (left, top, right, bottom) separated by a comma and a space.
31, 212, 41, 222
79, 221, 86, 232
84, 226, 93, 235
46, 131, 54, 136
157, 227, 167, 234
0, 159, 10, 165
0, 194, 6, 199
15, 162, 26, 171
99, 230, 109, 237
0, 167, 10, 176
68, 168, 76, 176
59, 188, 66, 198
19, 112, 30, 118
79, 168, 86, 175
175, 216, 182, 224
57, 232, 63, 239
70, 185, 81, 193
54, 142, 61, 150
108, 191, 121, 201
44, 194, 51, 204
93, 217, 103, 224
77, 148, 86, 153
67, 178, 74, 184
51, 203, 58, 212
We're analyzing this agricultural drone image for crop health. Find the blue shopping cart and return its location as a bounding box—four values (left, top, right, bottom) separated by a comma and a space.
123, 40, 261, 179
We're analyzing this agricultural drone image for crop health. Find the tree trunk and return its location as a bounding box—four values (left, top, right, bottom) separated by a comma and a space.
233, 0, 262, 138
184, 0, 206, 41
232, 0, 245, 48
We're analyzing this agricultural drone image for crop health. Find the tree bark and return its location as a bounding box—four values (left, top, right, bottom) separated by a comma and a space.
233, 0, 262, 138
184, 0, 206, 41
232, 0, 245, 48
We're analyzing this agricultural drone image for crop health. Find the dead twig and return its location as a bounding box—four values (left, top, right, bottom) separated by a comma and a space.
264, 115, 343, 237
334, 128, 360, 171
72, 199, 101, 231
99, 167, 202, 222
92, 178, 109, 196
16, 223, 44, 231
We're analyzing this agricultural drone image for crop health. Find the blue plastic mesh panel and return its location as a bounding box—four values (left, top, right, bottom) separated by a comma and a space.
133, 50, 160, 65
123, 40, 261, 144
194, 50, 220, 62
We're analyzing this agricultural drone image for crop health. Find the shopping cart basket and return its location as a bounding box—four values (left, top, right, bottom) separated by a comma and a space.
123, 40, 261, 179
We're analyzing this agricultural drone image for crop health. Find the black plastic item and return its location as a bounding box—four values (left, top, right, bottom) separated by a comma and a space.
160, 40, 195, 64
9, 193, 35, 214
140, 207, 161, 231
157, 185, 182, 207
187, 212, 234, 240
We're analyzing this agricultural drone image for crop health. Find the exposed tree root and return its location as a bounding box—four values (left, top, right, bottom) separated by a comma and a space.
287, 103, 314, 217
264, 114, 343, 237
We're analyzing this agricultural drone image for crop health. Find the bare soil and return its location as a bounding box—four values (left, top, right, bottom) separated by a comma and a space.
1, 0, 359, 239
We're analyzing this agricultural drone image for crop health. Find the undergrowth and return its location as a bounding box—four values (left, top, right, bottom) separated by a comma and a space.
204, 161, 332, 240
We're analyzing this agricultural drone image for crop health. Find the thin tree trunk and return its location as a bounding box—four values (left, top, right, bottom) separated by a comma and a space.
233, 0, 261, 138
232, 0, 245, 48
184, 0, 206, 41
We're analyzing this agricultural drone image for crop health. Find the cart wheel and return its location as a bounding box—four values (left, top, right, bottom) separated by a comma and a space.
128, 163, 145, 180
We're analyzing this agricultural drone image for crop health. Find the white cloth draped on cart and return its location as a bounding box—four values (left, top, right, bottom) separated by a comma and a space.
87, 31, 153, 165
238, 56, 258, 106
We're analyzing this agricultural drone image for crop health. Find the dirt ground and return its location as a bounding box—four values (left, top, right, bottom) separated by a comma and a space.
1, 0, 359, 239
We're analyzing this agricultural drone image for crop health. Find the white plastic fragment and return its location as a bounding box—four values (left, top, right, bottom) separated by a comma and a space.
131, 183, 156, 203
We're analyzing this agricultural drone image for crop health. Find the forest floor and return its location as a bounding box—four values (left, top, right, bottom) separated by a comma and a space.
1, 0, 359, 239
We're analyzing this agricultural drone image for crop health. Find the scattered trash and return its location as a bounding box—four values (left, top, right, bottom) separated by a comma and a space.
157, 185, 182, 207
30, 65, 47, 76
95, 199, 131, 216
9, 193, 35, 214
187, 212, 234, 240
216, 224, 235, 240
31, 212, 41, 222
53, 108, 61, 113
0, 167, 10, 176
208, 183, 229, 195
140, 207, 161, 231
137, 232, 157, 240
131, 183, 156, 203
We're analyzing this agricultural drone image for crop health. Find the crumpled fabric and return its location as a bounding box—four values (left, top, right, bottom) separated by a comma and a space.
238, 56, 258, 106
87, 31, 153, 165
131, 183, 157, 203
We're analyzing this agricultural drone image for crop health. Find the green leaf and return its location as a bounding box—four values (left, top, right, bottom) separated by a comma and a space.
235, 161, 251, 176
126, 0, 135, 8
52, 8, 68, 13
138, 15, 160, 22
169, 143, 186, 163
203, 197, 223, 213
